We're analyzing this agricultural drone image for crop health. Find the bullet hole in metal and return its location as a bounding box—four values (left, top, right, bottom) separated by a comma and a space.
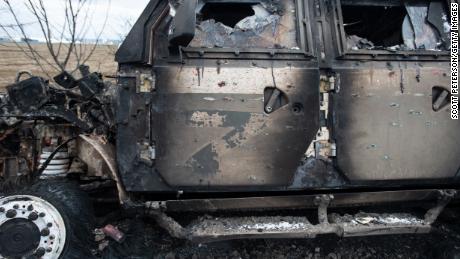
292, 103, 303, 114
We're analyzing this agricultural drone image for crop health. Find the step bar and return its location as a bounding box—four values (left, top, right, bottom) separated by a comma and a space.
147, 189, 457, 213
185, 213, 430, 243
146, 189, 457, 243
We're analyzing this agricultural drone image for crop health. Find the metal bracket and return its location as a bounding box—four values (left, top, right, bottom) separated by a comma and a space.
145, 201, 187, 239
320, 75, 337, 93
144, 190, 456, 243
138, 142, 156, 166
305, 80, 336, 159
314, 194, 334, 224
424, 189, 457, 224
118, 71, 156, 93
78, 135, 132, 206
315, 141, 337, 158
433, 88, 450, 111
139, 73, 156, 93
265, 88, 281, 113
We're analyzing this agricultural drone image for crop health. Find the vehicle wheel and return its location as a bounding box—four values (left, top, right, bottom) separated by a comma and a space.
0, 180, 95, 259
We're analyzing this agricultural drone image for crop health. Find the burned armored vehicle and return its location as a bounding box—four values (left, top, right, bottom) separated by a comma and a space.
0, 0, 458, 258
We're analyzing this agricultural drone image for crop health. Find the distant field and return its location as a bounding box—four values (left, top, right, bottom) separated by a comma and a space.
0, 43, 118, 91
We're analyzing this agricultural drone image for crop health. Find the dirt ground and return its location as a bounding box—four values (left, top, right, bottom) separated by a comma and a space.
0, 43, 118, 90
97, 207, 460, 259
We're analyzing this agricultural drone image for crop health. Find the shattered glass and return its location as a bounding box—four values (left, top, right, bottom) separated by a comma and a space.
189, 0, 298, 49
404, 3, 439, 50
343, 0, 451, 52
426, 1, 451, 49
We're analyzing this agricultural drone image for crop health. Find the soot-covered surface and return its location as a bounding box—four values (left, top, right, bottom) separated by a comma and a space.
97, 207, 460, 259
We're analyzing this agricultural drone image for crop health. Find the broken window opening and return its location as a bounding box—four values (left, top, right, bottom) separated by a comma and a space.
341, 0, 451, 52
343, 5, 406, 49
200, 3, 256, 28
188, 0, 299, 50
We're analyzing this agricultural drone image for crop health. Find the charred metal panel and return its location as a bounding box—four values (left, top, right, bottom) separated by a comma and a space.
152, 65, 319, 188
190, 0, 298, 49
116, 76, 172, 191
334, 65, 460, 181
290, 158, 347, 189
115, 0, 169, 64
114, 0, 459, 194
158, 189, 444, 212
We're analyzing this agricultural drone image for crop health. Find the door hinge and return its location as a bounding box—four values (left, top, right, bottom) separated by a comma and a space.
320, 75, 339, 93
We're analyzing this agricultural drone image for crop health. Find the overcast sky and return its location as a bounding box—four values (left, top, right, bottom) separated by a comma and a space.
0, 0, 150, 41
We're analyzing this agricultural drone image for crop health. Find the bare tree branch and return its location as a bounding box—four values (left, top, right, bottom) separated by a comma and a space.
26, 0, 65, 71
1, 0, 57, 77
79, 0, 111, 69
0, 0, 111, 79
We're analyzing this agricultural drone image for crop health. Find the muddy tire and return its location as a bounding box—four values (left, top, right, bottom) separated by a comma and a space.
0, 180, 95, 259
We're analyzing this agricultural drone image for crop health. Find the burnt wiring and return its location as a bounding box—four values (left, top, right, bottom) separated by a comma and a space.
15, 71, 33, 83
0, 67, 116, 191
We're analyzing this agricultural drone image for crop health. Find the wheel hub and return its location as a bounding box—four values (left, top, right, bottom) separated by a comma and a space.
0, 195, 66, 259
0, 218, 41, 257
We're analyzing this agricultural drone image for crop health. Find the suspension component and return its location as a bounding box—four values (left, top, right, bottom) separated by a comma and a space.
39, 147, 70, 177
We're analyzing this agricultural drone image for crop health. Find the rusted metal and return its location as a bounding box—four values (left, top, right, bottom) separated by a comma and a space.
424, 189, 457, 224
146, 190, 455, 243
78, 135, 131, 205
315, 194, 333, 225
184, 213, 432, 243
101, 224, 126, 243
147, 210, 188, 239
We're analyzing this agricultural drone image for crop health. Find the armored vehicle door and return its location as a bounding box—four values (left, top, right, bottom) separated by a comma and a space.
116, 0, 321, 191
